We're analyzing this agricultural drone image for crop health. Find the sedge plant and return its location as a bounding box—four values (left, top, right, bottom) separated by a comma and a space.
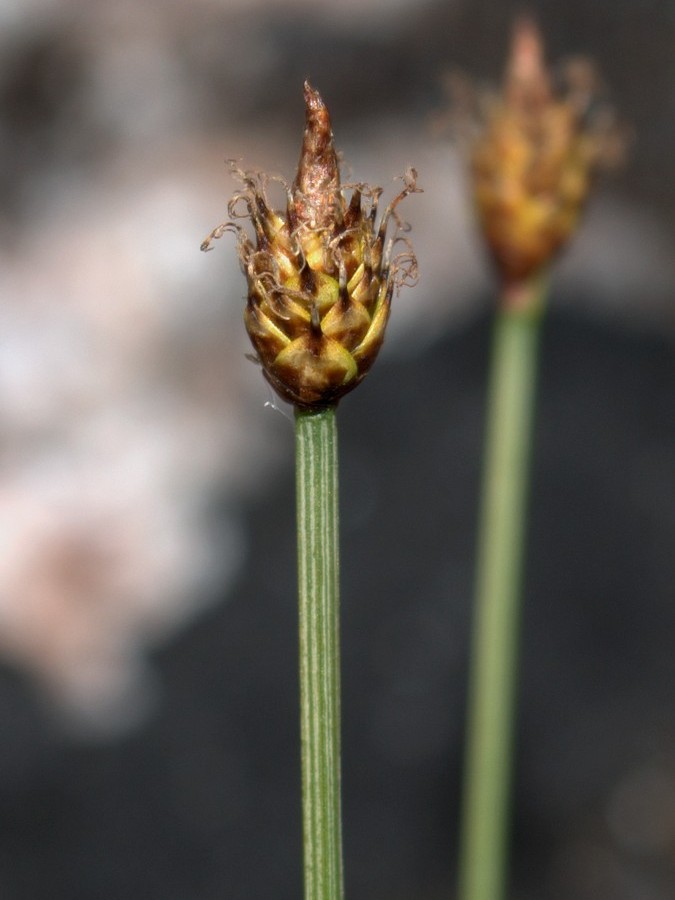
457, 20, 622, 900
202, 83, 419, 899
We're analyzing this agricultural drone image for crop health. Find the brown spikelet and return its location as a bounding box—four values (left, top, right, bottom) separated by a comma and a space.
202, 83, 420, 409
467, 18, 623, 292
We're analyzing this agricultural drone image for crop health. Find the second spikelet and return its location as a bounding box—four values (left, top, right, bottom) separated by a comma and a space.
471, 19, 620, 287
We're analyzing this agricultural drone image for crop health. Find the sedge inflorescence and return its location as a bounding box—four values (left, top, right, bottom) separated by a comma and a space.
202, 82, 419, 409
467, 19, 622, 290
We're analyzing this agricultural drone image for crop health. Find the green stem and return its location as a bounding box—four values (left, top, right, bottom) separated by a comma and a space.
295, 405, 344, 900
458, 277, 546, 900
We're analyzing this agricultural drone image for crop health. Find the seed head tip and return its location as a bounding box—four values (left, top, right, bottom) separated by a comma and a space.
293, 82, 340, 232
506, 17, 551, 109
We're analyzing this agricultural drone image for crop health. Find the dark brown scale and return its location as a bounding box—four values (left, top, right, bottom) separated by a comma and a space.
255, 194, 270, 223
300, 265, 317, 297
338, 266, 351, 309
309, 305, 323, 340
368, 191, 382, 226
372, 230, 385, 265
344, 190, 362, 228
361, 259, 373, 292
254, 230, 269, 252
286, 202, 299, 233
248, 199, 270, 250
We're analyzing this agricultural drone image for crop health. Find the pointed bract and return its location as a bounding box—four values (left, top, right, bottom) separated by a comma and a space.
292, 82, 342, 236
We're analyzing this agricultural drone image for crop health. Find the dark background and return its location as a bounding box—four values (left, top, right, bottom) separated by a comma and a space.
0, 1, 674, 898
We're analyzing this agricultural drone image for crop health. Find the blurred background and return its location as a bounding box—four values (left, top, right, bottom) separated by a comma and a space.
0, 0, 674, 897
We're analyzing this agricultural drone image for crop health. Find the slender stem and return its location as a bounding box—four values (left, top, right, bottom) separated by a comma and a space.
295, 405, 344, 900
458, 277, 546, 900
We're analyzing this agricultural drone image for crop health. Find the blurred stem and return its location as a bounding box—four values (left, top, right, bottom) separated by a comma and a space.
295, 405, 344, 900
458, 275, 547, 900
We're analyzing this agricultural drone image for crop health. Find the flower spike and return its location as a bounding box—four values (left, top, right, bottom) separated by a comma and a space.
202, 83, 420, 408
468, 18, 622, 294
